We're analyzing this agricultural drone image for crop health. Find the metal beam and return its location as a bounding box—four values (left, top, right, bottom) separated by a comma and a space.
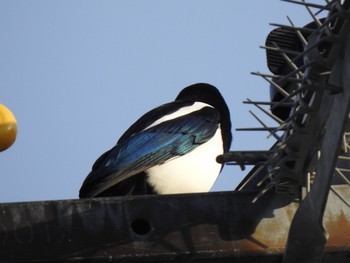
0, 186, 349, 262
283, 9, 350, 262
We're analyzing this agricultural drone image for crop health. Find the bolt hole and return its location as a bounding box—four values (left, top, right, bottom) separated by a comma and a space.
131, 218, 151, 236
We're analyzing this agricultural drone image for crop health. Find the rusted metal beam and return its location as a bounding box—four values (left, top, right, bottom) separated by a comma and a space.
283, 43, 350, 263
0, 186, 349, 262
282, 1, 350, 260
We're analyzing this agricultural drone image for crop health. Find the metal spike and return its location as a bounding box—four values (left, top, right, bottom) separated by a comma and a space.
301, 0, 323, 27
270, 85, 309, 112
260, 45, 301, 56
236, 165, 265, 191
286, 16, 308, 46
243, 100, 295, 107
271, 42, 304, 78
252, 186, 272, 203
335, 168, 350, 186
251, 71, 303, 83
307, 15, 333, 36
306, 172, 311, 192
256, 151, 300, 188
251, 71, 281, 79
247, 98, 284, 124
269, 22, 315, 33
282, 106, 309, 125
290, 36, 323, 63
314, 1, 333, 15
236, 127, 284, 132
342, 134, 349, 153
338, 155, 350, 160
346, 140, 350, 152
246, 99, 294, 110
273, 61, 313, 85
260, 74, 291, 98
239, 151, 284, 195
249, 110, 282, 141
337, 167, 350, 173
267, 122, 289, 139
320, 71, 332, 76
281, 0, 331, 10
256, 171, 274, 187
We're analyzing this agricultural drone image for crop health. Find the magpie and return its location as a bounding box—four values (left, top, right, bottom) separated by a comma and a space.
79, 83, 231, 198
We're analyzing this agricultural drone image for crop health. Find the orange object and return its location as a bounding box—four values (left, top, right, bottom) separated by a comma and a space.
0, 104, 17, 151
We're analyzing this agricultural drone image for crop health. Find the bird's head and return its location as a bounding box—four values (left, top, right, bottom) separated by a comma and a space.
176, 83, 232, 152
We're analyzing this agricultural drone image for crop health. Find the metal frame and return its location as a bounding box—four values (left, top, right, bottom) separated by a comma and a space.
0, 187, 349, 262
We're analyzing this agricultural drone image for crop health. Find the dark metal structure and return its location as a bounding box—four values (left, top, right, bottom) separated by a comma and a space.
1, 0, 350, 262
0, 186, 349, 262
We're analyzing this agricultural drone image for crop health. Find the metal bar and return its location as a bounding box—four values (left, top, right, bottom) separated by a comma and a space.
259, 74, 291, 98
249, 111, 282, 141
301, 0, 323, 27
271, 42, 304, 78
335, 167, 350, 186
247, 98, 284, 124
236, 127, 284, 131
260, 45, 302, 56
0, 191, 288, 262
250, 71, 303, 83
269, 22, 315, 33
216, 150, 273, 165
286, 16, 308, 46
0, 186, 349, 262
281, 0, 331, 10
243, 100, 294, 107
283, 31, 350, 263
338, 155, 350, 160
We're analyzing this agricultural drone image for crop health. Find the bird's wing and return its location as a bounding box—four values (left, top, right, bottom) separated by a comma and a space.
117, 100, 194, 143
79, 106, 220, 197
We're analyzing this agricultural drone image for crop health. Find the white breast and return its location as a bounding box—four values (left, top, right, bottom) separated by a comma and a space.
146, 126, 223, 194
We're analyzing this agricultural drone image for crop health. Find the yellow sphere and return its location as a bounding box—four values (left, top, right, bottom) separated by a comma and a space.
0, 104, 17, 152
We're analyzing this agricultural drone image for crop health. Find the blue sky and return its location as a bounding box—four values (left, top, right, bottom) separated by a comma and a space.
0, 1, 325, 202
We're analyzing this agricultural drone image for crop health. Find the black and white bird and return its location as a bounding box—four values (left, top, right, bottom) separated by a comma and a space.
79, 83, 231, 198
